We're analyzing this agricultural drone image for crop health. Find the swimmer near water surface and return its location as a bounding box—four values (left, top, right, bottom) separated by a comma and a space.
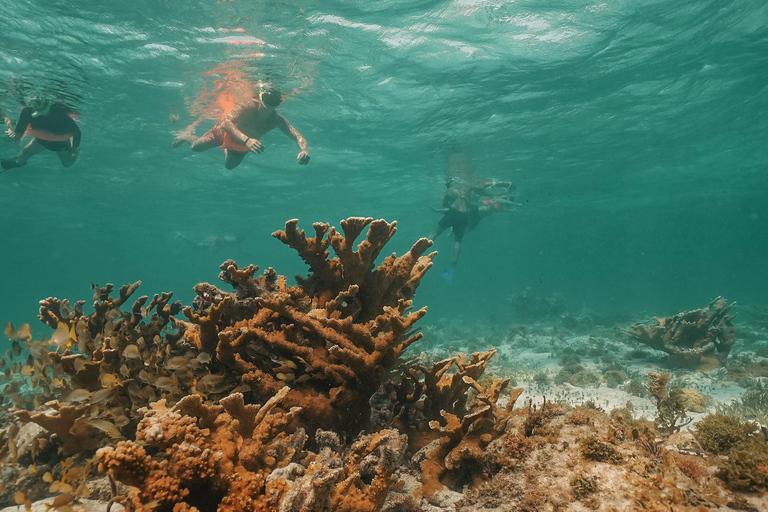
2, 96, 81, 171
172, 87, 309, 170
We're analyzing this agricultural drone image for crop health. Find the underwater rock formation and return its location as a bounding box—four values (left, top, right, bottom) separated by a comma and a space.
621, 297, 736, 369
180, 217, 435, 434
508, 288, 566, 321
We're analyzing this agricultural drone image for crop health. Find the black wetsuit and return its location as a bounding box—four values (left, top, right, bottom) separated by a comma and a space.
14, 106, 81, 151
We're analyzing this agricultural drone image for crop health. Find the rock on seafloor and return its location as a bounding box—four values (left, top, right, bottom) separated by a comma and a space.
0, 499, 123, 512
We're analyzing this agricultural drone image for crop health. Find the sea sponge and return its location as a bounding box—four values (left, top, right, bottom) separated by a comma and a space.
602, 370, 628, 388
695, 413, 758, 454
570, 473, 599, 499
554, 364, 599, 387
580, 435, 623, 464
678, 388, 708, 413
717, 438, 768, 491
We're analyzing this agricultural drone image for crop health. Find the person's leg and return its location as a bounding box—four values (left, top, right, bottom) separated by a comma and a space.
441, 221, 466, 282
430, 214, 453, 240
174, 124, 222, 152
429, 223, 449, 241
224, 149, 248, 169
16, 138, 46, 164
452, 238, 463, 262
441, 236, 462, 282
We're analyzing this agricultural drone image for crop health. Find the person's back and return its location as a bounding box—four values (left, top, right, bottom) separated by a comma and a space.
2, 97, 81, 171
19, 104, 78, 136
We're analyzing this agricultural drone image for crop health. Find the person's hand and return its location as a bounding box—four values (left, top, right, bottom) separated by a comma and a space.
245, 137, 264, 154
297, 150, 310, 165
6, 129, 17, 139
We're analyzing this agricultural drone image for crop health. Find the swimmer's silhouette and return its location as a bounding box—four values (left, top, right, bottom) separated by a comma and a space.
173, 87, 309, 170
2, 96, 80, 171
175, 232, 254, 257
429, 151, 519, 281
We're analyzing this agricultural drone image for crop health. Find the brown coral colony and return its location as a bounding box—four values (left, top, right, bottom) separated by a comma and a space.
180, 217, 436, 433
3, 218, 768, 512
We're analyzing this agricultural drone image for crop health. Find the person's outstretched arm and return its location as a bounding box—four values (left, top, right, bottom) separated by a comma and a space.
0, 107, 12, 132
278, 116, 310, 165
9, 107, 32, 139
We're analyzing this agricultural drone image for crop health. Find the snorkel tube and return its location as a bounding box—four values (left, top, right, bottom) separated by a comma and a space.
27, 96, 52, 118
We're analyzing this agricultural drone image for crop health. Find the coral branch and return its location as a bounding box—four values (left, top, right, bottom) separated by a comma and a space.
184, 218, 435, 433
621, 297, 737, 369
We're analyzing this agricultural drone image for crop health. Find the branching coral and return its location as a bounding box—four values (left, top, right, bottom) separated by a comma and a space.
97, 389, 407, 512
419, 375, 523, 497
96, 388, 301, 512
8, 283, 211, 455
179, 217, 435, 433
621, 297, 737, 369
7, 217, 433, 460
387, 350, 498, 446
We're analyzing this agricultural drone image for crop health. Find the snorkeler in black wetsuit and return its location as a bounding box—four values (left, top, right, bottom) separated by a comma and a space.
429, 151, 518, 281
2, 97, 81, 171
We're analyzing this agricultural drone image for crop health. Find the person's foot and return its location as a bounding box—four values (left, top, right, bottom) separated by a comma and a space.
441, 260, 458, 282
1, 158, 25, 171
172, 135, 189, 147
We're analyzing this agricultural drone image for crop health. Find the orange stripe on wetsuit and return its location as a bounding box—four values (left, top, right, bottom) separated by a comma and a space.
15, 107, 81, 148
25, 128, 73, 141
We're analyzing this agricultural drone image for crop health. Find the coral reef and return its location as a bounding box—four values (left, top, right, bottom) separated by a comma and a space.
5, 217, 768, 511
3, 284, 209, 456
179, 217, 435, 434
386, 350, 497, 446
507, 288, 566, 321
96, 388, 301, 512
621, 297, 737, 369
417, 375, 523, 499
96, 389, 407, 512
450, 404, 766, 512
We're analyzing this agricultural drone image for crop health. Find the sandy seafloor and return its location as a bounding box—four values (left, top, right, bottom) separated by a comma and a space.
419, 311, 766, 422
1, 304, 767, 512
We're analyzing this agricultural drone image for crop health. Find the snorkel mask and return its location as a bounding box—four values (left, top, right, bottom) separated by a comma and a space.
28, 96, 52, 117
259, 88, 282, 109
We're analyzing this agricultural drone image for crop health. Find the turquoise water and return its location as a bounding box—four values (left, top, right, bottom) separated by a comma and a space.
0, 0, 766, 335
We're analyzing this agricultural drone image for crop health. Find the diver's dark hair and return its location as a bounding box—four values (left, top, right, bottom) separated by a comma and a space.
261, 88, 282, 107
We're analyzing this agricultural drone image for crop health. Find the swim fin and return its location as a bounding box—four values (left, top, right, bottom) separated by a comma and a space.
441, 260, 458, 282
0, 158, 25, 171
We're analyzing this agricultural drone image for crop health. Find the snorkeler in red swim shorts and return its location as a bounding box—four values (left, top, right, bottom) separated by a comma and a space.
173, 88, 310, 170
2, 97, 81, 171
